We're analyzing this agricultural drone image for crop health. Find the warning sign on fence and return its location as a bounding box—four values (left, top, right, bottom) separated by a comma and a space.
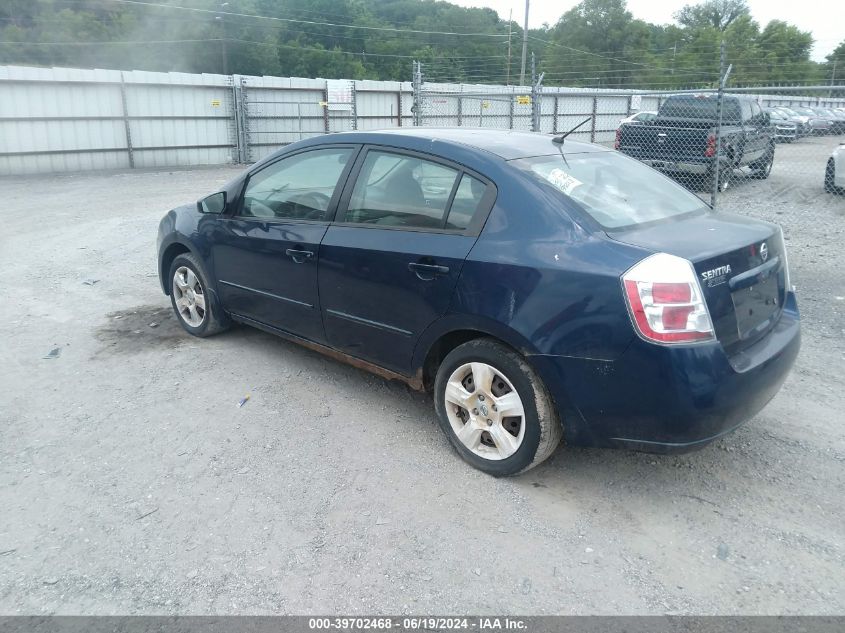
516, 95, 531, 105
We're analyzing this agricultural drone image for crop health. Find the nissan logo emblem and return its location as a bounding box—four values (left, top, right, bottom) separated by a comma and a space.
760, 242, 768, 262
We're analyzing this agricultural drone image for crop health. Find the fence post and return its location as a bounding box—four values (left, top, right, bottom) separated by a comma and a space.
552, 95, 559, 134
711, 40, 728, 208
590, 96, 597, 142
530, 71, 544, 132
412, 60, 423, 126
397, 89, 402, 127
509, 95, 514, 129
119, 72, 134, 169
457, 94, 463, 127
323, 85, 330, 134
351, 81, 358, 131
236, 77, 251, 163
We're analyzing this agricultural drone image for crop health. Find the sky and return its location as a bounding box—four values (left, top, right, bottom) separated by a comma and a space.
450, 0, 843, 62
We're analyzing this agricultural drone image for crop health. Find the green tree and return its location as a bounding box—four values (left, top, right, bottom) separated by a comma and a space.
674, 0, 749, 32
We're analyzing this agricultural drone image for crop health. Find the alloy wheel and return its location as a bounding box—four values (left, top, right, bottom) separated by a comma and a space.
443, 362, 526, 460
172, 266, 206, 327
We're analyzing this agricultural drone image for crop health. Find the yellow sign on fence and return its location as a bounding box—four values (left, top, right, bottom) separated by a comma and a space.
210, 99, 221, 107
516, 95, 531, 105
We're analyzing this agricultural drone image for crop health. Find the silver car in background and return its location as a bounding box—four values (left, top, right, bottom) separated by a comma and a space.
765, 108, 798, 142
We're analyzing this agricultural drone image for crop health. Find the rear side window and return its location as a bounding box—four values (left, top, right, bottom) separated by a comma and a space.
240, 148, 353, 221
659, 96, 741, 122
446, 174, 487, 230
514, 151, 707, 230
344, 151, 460, 230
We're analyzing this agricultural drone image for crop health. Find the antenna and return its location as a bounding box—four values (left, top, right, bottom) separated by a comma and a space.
552, 117, 592, 144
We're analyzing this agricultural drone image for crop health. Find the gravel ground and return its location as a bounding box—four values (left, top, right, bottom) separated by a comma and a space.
0, 136, 843, 615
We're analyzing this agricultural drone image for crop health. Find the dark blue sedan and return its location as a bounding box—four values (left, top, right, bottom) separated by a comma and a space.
157, 129, 800, 476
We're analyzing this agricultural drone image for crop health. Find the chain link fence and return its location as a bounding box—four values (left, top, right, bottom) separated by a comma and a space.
412, 62, 845, 208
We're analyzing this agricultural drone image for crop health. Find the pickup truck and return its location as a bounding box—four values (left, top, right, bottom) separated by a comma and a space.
616, 94, 776, 192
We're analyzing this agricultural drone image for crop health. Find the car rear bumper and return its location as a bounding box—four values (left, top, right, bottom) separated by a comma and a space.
530, 292, 800, 453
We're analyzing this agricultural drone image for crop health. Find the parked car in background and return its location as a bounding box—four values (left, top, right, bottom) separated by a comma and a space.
773, 107, 811, 137
826, 142, 845, 194
617, 94, 775, 192
818, 108, 845, 135
791, 106, 833, 135
619, 111, 657, 126
156, 128, 800, 476
765, 108, 798, 142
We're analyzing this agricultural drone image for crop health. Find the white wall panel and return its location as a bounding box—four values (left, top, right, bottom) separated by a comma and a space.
3, 64, 841, 176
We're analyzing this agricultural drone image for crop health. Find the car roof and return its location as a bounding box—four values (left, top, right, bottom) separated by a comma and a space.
309, 127, 610, 161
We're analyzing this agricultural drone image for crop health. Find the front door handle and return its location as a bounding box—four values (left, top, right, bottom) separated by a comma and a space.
285, 248, 314, 264
408, 262, 450, 281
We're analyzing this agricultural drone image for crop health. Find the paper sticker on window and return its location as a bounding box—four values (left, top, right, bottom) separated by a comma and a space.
547, 168, 582, 195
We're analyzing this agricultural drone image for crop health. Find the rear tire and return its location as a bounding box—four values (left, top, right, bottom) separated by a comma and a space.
751, 144, 774, 179
168, 253, 227, 338
433, 338, 561, 476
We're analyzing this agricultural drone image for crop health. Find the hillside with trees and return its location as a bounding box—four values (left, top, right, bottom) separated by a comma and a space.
0, 0, 841, 89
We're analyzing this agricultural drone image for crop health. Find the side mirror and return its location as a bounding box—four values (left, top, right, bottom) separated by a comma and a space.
199, 192, 226, 214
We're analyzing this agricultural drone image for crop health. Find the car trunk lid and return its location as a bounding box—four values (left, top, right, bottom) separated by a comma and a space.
608, 212, 787, 354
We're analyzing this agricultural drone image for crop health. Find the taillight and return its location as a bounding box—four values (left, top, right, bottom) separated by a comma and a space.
614, 128, 622, 149
622, 253, 715, 344
704, 134, 716, 157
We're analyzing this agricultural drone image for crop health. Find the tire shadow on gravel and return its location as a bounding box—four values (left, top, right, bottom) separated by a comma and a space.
94, 304, 186, 356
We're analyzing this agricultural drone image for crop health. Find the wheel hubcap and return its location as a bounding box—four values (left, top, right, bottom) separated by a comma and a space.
444, 362, 526, 461
172, 266, 206, 327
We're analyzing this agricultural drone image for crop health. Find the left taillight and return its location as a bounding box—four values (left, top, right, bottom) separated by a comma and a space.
622, 253, 715, 344
614, 128, 622, 149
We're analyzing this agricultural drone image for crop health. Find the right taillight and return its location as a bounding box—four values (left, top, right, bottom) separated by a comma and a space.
622, 253, 715, 344
614, 128, 622, 149
704, 133, 716, 157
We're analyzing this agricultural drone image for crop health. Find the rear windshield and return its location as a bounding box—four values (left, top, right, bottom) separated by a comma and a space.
513, 151, 708, 230
658, 96, 740, 121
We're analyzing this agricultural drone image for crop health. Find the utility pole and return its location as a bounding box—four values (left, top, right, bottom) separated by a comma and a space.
519, 0, 529, 85
216, 2, 229, 75
506, 9, 512, 86
832, 59, 838, 98
531, 51, 536, 86
671, 41, 677, 75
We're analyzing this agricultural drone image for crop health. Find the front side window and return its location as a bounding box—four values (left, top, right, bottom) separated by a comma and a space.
514, 151, 708, 230
240, 148, 353, 221
344, 151, 460, 230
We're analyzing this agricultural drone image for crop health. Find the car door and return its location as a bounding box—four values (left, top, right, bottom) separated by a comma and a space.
211, 145, 359, 342
318, 147, 496, 373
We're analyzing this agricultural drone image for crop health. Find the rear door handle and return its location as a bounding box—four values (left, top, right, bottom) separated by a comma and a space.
285, 248, 314, 263
408, 262, 450, 280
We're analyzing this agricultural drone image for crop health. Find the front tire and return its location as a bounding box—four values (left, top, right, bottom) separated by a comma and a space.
168, 253, 227, 337
433, 339, 561, 476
